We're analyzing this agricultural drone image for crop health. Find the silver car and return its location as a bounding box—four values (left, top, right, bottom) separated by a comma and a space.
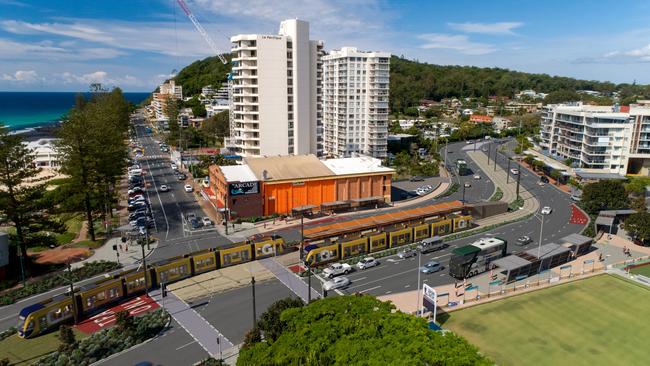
397, 249, 417, 259
323, 276, 350, 291
420, 261, 443, 274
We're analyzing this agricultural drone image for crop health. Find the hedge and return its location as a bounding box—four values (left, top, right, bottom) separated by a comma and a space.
0, 261, 121, 305
37, 309, 169, 366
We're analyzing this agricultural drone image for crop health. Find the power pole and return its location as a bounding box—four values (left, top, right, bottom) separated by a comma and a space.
307, 263, 312, 303
251, 276, 257, 326
140, 232, 149, 296
67, 262, 78, 324
507, 159, 511, 183
516, 167, 521, 200
494, 147, 498, 172
487, 143, 491, 165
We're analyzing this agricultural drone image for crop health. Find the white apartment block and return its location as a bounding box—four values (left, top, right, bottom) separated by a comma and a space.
540, 102, 650, 175
152, 80, 183, 121
322, 47, 390, 158
228, 19, 324, 157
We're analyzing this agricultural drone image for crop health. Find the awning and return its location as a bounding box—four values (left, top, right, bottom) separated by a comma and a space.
595, 216, 615, 226
492, 255, 531, 271
351, 196, 385, 205
320, 200, 351, 209
292, 205, 318, 215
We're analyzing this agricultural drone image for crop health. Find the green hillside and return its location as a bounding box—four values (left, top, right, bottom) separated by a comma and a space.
172, 55, 233, 97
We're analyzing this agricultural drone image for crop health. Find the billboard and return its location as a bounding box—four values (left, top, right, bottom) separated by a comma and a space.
0, 233, 8, 267
229, 181, 259, 196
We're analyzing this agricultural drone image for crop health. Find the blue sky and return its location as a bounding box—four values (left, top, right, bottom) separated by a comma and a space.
2, 0, 650, 92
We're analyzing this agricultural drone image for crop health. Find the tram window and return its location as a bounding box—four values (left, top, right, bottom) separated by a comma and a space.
127, 277, 145, 290
86, 296, 96, 308
109, 287, 119, 298
97, 291, 106, 301
39, 316, 47, 329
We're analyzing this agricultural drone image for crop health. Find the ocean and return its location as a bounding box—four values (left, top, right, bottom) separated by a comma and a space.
0, 92, 150, 130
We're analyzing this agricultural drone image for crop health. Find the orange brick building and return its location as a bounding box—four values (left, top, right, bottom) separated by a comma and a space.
210, 155, 394, 218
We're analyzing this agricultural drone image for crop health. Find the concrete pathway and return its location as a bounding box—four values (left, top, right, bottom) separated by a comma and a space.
72, 236, 158, 269
151, 288, 233, 358
258, 257, 320, 303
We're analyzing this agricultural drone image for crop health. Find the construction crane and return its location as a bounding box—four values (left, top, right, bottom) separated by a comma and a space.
176, 0, 228, 64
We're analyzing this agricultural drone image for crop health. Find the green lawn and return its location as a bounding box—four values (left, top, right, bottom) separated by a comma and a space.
442, 275, 650, 366
0, 329, 86, 365
630, 263, 650, 277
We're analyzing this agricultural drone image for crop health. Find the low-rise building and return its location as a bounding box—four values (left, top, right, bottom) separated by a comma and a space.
469, 114, 492, 124
208, 164, 263, 219
25, 138, 59, 168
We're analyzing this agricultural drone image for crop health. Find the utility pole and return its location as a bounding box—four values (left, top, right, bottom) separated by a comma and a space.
537, 213, 545, 258
507, 159, 511, 183
415, 248, 421, 316
462, 184, 466, 203
516, 167, 521, 200
307, 263, 312, 303
494, 147, 498, 172
140, 231, 149, 296
251, 276, 257, 326
487, 143, 491, 165
67, 262, 78, 324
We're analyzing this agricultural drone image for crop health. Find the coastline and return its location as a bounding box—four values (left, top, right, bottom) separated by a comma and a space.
10, 122, 62, 141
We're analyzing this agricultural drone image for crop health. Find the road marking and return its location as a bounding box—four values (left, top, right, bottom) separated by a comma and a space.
404, 284, 410, 288
137, 127, 170, 240
385, 291, 392, 294
176, 340, 197, 351
359, 286, 381, 293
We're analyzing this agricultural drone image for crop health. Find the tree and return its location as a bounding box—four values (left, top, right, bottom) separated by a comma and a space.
115, 310, 135, 334
549, 170, 561, 185
543, 90, 580, 104
0, 124, 62, 269
192, 104, 207, 118
624, 212, 650, 245
58, 325, 77, 352
256, 297, 304, 342
201, 111, 230, 145
242, 325, 262, 349
581, 180, 630, 215
238, 295, 491, 365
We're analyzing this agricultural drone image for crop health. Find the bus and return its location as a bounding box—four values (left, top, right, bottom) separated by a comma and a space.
449, 237, 507, 279
456, 159, 469, 176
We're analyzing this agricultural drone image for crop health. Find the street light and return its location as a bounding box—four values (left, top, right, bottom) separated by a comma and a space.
138, 227, 150, 296
415, 247, 422, 316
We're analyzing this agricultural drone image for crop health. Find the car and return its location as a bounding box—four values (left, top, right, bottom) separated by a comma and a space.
516, 236, 532, 246
537, 181, 546, 186
357, 257, 379, 270
202, 217, 212, 226
473, 174, 481, 180
466, 140, 473, 144
409, 176, 424, 182
464, 182, 471, 188
127, 201, 147, 211
128, 195, 146, 203
190, 218, 202, 229
184, 184, 193, 192
397, 248, 417, 259
510, 168, 519, 175
322, 263, 352, 278
423, 185, 432, 191
541, 206, 552, 215
171, 163, 178, 170
420, 261, 443, 274
570, 195, 581, 202
159, 185, 169, 192
415, 188, 425, 196
540, 176, 550, 183
128, 187, 144, 195
177, 174, 187, 181
185, 212, 197, 222
323, 276, 350, 291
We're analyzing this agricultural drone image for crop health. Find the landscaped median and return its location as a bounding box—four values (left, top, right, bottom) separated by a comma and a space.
0, 261, 121, 305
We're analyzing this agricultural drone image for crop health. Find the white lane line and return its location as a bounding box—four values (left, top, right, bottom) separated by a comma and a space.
176, 340, 197, 351
359, 286, 381, 294
404, 284, 411, 288
137, 128, 170, 240
385, 291, 392, 294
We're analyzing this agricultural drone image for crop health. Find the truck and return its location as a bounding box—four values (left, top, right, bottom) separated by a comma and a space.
322, 263, 353, 278
448, 237, 507, 279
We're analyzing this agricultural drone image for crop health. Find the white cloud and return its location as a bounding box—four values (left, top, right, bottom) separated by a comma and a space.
417, 33, 497, 55
575, 44, 650, 64
448, 22, 523, 35
59, 71, 141, 87
2, 69, 39, 82
0, 38, 124, 61
1, 20, 114, 43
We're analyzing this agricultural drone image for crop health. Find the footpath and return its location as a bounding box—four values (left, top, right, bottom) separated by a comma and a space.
72, 236, 159, 269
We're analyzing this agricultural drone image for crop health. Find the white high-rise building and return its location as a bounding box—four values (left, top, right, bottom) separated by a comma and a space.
152, 80, 182, 121
322, 47, 390, 158
540, 102, 650, 175
228, 19, 324, 157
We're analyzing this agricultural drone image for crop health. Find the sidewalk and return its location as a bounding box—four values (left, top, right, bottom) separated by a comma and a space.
71, 236, 158, 269
465, 150, 539, 226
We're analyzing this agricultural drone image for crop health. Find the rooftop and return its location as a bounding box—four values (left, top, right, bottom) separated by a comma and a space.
322, 156, 394, 176
244, 154, 334, 182
574, 171, 626, 180
524, 243, 571, 260
219, 165, 258, 183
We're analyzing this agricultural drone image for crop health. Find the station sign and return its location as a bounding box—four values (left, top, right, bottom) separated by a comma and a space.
229, 181, 259, 196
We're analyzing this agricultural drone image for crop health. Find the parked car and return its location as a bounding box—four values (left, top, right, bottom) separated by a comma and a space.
516, 236, 532, 246
420, 261, 443, 274
159, 185, 169, 192
171, 163, 178, 170
541, 206, 552, 215
322, 263, 352, 278
128, 201, 147, 212
540, 176, 549, 183
177, 174, 187, 181
190, 218, 202, 230
185, 212, 196, 222
409, 176, 424, 182
323, 276, 350, 291
397, 248, 417, 259
128, 187, 144, 195
184, 184, 193, 192
510, 168, 519, 175
357, 257, 379, 270
202, 217, 212, 226
570, 195, 581, 202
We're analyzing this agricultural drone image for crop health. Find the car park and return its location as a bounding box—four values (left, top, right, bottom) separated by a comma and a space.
357, 257, 379, 270
516, 236, 532, 246
323, 276, 350, 291
541, 206, 552, 215
420, 261, 443, 274
184, 184, 193, 192
322, 263, 352, 278
202, 217, 212, 226
159, 185, 169, 192
397, 248, 417, 259
510, 168, 519, 175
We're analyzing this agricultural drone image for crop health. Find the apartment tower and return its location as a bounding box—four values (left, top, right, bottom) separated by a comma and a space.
228, 19, 324, 157
322, 47, 390, 158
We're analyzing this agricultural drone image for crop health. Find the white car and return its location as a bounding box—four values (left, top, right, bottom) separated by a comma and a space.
357, 257, 379, 270
184, 184, 193, 192
473, 174, 481, 180
171, 163, 178, 170
510, 168, 519, 175
541, 206, 552, 215
323, 276, 350, 291
159, 185, 169, 192
464, 182, 471, 188
202, 217, 212, 226
322, 263, 352, 278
